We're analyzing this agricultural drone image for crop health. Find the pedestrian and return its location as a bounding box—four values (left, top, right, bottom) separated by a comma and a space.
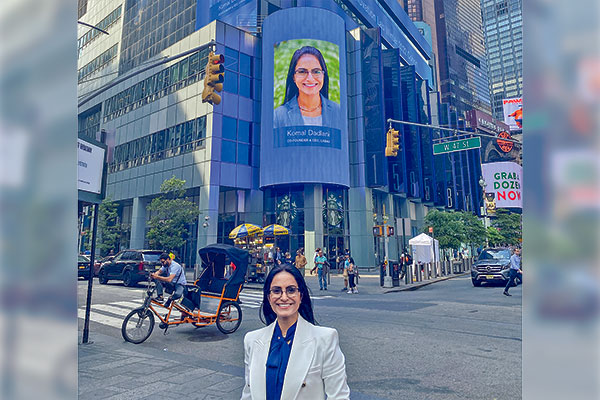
284, 251, 293, 265
150, 253, 187, 306
275, 247, 283, 265
399, 248, 411, 281
310, 249, 328, 290
347, 257, 358, 293
340, 254, 349, 291
241, 264, 350, 399
294, 249, 307, 275
503, 248, 522, 296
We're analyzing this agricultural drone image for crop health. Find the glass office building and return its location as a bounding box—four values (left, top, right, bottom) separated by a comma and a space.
480, 0, 523, 120
78, 0, 493, 270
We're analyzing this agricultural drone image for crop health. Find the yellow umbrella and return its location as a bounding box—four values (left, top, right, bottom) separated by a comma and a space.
229, 223, 262, 239
262, 224, 289, 237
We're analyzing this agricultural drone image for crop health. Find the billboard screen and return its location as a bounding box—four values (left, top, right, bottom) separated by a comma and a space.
196, 0, 257, 31
273, 39, 342, 149
481, 161, 523, 209
502, 97, 522, 131
260, 7, 349, 188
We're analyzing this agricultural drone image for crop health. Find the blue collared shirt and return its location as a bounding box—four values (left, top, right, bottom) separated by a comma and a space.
266, 321, 297, 400
510, 254, 521, 270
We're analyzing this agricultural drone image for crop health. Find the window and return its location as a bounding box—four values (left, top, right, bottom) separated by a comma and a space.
222, 116, 237, 140
225, 47, 239, 72
237, 143, 250, 165
221, 140, 236, 163
224, 72, 238, 94
239, 53, 251, 75
238, 120, 250, 143
239, 75, 251, 98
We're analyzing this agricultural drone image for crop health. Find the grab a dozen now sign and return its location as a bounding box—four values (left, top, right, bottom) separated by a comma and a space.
481, 161, 523, 209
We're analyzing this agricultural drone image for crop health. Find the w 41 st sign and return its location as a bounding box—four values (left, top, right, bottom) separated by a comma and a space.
433, 137, 481, 155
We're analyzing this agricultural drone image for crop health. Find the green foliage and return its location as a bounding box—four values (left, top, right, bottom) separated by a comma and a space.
423, 210, 487, 249
491, 209, 522, 246
146, 177, 198, 251
273, 39, 340, 108
422, 210, 465, 249
486, 226, 504, 247
98, 198, 123, 257
457, 211, 487, 246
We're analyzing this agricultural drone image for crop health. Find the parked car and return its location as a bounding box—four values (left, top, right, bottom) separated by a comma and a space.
471, 248, 521, 287
97, 250, 164, 287
78, 255, 91, 279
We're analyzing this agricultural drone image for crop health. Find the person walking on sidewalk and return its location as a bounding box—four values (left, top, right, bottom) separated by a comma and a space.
241, 264, 350, 400
294, 249, 307, 275
151, 253, 187, 304
311, 249, 328, 290
340, 254, 349, 292
503, 248, 522, 296
347, 257, 358, 294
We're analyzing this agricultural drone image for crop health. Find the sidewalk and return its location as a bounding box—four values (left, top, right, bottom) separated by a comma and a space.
243, 269, 470, 294
78, 331, 245, 400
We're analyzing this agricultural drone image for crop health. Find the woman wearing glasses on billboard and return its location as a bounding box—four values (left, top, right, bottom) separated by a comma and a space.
241, 263, 350, 400
274, 46, 342, 129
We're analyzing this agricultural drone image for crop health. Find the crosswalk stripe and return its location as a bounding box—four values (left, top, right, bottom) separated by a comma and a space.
93, 304, 135, 317
78, 308, 124, 328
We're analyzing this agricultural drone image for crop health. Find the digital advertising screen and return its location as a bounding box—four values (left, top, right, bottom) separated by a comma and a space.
260, 7, 349, 188
502, 97, 523, 131
273, 39, 342, 149
481, 161, 523, 209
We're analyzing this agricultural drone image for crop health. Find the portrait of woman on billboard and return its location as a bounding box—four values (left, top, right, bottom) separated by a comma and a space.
274, 41, 341, 129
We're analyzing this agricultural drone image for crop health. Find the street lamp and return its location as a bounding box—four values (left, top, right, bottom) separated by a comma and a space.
479, 177, 490, 246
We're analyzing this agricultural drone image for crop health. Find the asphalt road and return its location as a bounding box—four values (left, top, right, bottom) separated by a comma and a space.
78, 275, 521, 400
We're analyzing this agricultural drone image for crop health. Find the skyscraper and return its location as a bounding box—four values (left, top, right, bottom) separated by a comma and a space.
480, 0, 523, 120
401, 0, 492, 116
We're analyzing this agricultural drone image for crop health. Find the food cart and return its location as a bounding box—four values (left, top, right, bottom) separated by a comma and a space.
228, 223, 266, 283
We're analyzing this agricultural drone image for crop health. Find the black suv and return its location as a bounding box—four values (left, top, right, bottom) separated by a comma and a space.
471, 248, 519, 287
98, 250, 164, 287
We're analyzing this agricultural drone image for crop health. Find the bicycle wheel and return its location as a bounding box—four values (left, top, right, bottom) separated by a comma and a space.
216, 301, 242, 334
121, 308, 154, 344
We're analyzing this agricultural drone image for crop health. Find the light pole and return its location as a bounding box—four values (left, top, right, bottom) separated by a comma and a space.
478, 177, 490, 246
382, 205, 393, 288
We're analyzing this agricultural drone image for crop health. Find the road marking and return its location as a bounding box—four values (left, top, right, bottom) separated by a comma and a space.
93, 304, 136, 317
78, 308, 124, 328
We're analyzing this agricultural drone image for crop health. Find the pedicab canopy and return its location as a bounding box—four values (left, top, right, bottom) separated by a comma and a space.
197, 244, 249, 298
408, 233, 440, 264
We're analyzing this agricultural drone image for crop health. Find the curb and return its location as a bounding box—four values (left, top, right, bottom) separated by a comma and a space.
382, 272, 470, 293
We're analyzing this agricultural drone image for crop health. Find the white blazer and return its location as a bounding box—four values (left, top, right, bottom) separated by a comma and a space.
241, 315, 350, 400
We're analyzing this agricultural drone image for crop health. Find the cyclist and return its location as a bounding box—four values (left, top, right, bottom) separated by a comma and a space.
151, 252, 187, 305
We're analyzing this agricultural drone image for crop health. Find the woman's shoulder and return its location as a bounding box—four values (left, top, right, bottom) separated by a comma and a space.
244, 324, 272, 344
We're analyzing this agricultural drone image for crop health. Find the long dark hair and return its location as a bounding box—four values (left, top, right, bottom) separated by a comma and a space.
261, 263, 315, 326
283, 46, 329, 103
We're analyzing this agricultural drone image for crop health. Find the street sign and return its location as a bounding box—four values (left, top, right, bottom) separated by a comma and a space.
433, 137, 481, 155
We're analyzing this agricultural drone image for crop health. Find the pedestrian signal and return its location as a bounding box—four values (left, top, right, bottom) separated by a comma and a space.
202, 51, 225, 105
373, 225, 383, 236
387, 226, 395, 236
385, 128, 400, 157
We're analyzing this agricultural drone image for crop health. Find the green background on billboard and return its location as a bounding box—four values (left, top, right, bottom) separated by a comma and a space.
273, 39, 340, 108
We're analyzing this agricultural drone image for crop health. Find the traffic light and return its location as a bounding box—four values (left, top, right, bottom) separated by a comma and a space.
202, 51, 225, 105
385, 128, 400, 157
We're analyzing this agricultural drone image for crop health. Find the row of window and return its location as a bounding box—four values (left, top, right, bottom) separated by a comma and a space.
78, 6, 122, 58
78, 106, 101, 140
78, 44, 119, 83
103, 48, 210, 122
110, 116, 206, 173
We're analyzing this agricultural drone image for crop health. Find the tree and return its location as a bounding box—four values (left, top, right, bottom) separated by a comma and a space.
98, 198, 122, 256
422, 210, 465, 249
486, 226, 504, 247
491, 209, 522, 246
457, 211, 487, 247
146, 177, 198, 251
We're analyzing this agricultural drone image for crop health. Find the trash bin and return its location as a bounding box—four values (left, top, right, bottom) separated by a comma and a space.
390, 260, 400, 286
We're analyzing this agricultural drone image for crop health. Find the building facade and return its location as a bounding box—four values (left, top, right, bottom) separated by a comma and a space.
78, 0, 496, 270
480, 0, 523, 120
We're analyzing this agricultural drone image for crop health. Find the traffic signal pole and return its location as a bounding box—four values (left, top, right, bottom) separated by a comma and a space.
382, 204, 393, 288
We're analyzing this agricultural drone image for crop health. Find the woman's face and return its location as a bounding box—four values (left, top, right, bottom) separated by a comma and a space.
293, 54, 324, 97
268, 271, 301, 321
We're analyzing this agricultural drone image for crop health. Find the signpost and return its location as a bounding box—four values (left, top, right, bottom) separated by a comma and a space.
78, 135, 107, 345
432, 137, 481, 155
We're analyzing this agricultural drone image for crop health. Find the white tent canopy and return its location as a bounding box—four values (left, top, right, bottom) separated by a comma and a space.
408, 233, 440, 263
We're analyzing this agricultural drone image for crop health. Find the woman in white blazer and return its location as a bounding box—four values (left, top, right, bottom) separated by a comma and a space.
241, 264, 350, 400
